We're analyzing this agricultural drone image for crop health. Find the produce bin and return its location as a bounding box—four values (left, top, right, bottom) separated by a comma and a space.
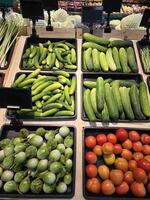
137, 41, 150, 74
7, 71, 77, 121
83, 127, 150, 200
20, 37, 77, 71
82, 73, 149, 122
0, 124, 76, 198
82, 38, 139, 74
0, 73, 5, 86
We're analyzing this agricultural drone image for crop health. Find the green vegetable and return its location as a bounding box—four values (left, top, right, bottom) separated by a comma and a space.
0, 150, 4, 162
14, 143, 26, 153
30, 178, 43, 194
36, 159, 48, 172
119, 48, 131, 73
42, 172, 56, 185
4, 145, 14, 156
25, 146, 37, 158
141, 47, 150, 73
55, 134, 63, 143
4, 181, 18, 193
57, 144, 65, 154
19, 128, 29, 138
19, 176, 30, 193
96, 77, 105, 112
56, 182, 67, 193
66, 159, 73, 172
64, 135, 73, 148
1, 170, 14, 182
92, 49, 101, 71
59, 126, 70, 137
83, 33, 109, 46
45, 131, 55, 140
49, 149, 61, 162
14, 171, 27, 183
127, 47, 138, 73
29, 135, 43, 147
50, 162, 63, 174
0, 166, 3, 176
43, 183, 55, 193
83, 42, 107, 52
106, 48, 117, 71
99, 52, 109, 72
37, 146, 49, 159
64, 174, 72, 185
15, 152, 26, 164
26, 158, 38, 170
65, 147, 73, 159
2, 155, 14, 169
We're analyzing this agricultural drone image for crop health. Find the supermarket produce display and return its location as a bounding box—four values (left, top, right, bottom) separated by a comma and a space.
82, 33, 138, 73
22, 38, 77, 71
0, 125, 75, 197
11, 69, 76, 119
84, 128, 150, 198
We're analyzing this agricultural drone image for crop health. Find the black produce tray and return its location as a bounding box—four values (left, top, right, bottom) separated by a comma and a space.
137, 41, 150, 75
83, 127, 150, 200
82, 73, 150, 123
0, 73, 5, 86
82, 40, 139, 74
0, 124, 76, 199
20, 37, 77, 71
7, 72, 77, 121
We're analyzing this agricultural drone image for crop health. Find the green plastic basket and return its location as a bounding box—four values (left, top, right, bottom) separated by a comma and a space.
0, 0, 14, 7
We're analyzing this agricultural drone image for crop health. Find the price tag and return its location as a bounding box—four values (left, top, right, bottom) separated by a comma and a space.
0, 87, 32, 109
140, 9, 150, 28
20, 0, 44, 20
42, 0, 58, 10
82, 6, 103, 24
102, 0, 122, 13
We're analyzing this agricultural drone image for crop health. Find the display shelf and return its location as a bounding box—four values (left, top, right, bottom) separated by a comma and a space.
1, 30, 150, 199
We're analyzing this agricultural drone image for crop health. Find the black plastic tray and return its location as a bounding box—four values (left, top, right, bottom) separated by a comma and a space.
82, 73, 150, 123
0, 124, 76, 199
82, 40, 139, 74
7, 71, 77, 121
20, 37, 77, 72
83, 127, 150, 200
137, 41, 150, 75
0, 73, 5, 86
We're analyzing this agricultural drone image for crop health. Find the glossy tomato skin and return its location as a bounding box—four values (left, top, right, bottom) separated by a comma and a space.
93, 145, 102, 156
143, 145, 150, 155
85, 136, 96, 149
141, 134, 150, 145
129, 131, 140, 142
116, 128, 128, 142
128, 160, 137, 171
122, 139, 132, 150
96, 134, 107, 146
86, 178, 101, 194
124, 171, 134, 185
110, 169, 124, 186
116, 181, 129, 195
85, 151, 97, 164
130, 182, 146, 197
133, 152, 144, 161
132, 141, 143, 152
101, 179, 115, 195
102, 142, 114, 155
86, 164, 97, 178
113, 144, 122, 154
121, 149, 133, 160
107, 133, 117, 144
137, 158, 150, 173
133, 168, 147, 184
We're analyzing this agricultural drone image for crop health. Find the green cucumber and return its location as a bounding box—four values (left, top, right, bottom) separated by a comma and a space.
96, 77, 104, 112
106, 48, 117, 71
83, 81, 96, 88
90, 88, 101, 119
112, 47, 122, 72
127, 47, 138, 73
119, 48, 131, 73
92, 49, 101, 71
109, 39, 132, 47
84, 48, 93, 71
99, 52, 109, 72
83, 42, 107, 52
12, 74, 26, 88
112, 81, 123, 114
101, 102, 110, 122
83, 33, 109, 46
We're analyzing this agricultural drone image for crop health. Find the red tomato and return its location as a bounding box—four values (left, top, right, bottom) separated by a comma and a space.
107, 133, 117, 144
116, 181, 129, 195
128, 160, 137, 171
124, 171, 134, 185
121, 149, 133, 160
116, 128, 128, 142
85, 136, 96, 149
145, 155, 150, 162
133, 168, 147, 184
129, 131, 140, 142
122, 139, 132, 150
86, 164, 97, 178
141, 134, 150, 145
143, 145, 150, 155
113, 144, 122, 154
130, 182, 146, 197
137, 158, 150, 173
93, 145, 102, 156
133, 141, 143, 152
86, 178, 101, 194
133, 152, 144, 161
85, 151, 97, 164
96, 134, 107, 146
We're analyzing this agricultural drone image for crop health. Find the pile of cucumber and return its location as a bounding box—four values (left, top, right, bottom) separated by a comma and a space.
83, 33, 138, 73
22, 40, 77, 71
83, 77, 150, 122
12, 69, 76, 118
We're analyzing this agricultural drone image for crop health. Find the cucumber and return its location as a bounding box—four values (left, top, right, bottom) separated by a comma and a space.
105, 83, 119, 120
70, 48, 76, 64
18, 78, 36, 88
129, 84, 146, 120
83, 51, 87, 71
119, 48, 131, 73
83, 89, 96, 122
84, 48, 93, 71
112, 81, 123, 114
55, 110, 74, 116
55, 70, 70, 78
101, 102, 110, 122
120, 110, 126, 120
99, 52, 109, 72
119, 87, 135, 120
139, 82, 150, 117
92, 49, 101, 71
39, 48, 48, 64
82, 42, 107, 52
69, 76, 76, 95
32, 81, 52, 96
12, 74, 26, 88
106, 48, 117, 71
127, 47, 138, 73
26, 69, 41, 80
44, 93, 62, 105
96, 77, 105, 112
104, 78, 112, 84
117, 80, 137, 87
43, 103, 63, 112
109, 39, 132, 47
64, 85, 71, 105
83, 81, 96, 88
90, 88, 101, 119
83, 33, 109, 46
112, 47, 122, 72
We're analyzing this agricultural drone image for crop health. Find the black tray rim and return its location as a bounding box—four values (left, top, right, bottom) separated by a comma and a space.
0, 124, 76, 199
83, 126, 150, 200
81, 73, 150, 123
6, 71, 77, 121
19, 37, 78, 72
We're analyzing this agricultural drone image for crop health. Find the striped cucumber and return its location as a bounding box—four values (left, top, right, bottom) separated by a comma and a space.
83, 42, 107, 52
92, 49, 101, 71
106, 48, 117, 71
101, 102, 110, 122
84, 81, 96, 89
96, 77, 105, 112
112, 47, 122, 72
84, 48, 93, 71
112, 81, 123, 114
119, 48, 131, 73
99, 52, 109, 72
127, 47, 138, 73
90, 88, 101, 119
83, 33, 109, 46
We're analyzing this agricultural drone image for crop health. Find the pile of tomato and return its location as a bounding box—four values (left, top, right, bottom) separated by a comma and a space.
84, 128, 150, 197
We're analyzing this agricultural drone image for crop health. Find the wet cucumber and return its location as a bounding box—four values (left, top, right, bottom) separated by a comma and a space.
83, 89, 96, 122
139, 82, 150, 117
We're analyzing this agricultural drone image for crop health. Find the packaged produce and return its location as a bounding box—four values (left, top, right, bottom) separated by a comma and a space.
82, 33, 138, 73
83, 75, 150, 122
11, 69, 76, 118
22, 39, 77, 71
84, 128, 150, 198
0, 126, 75, 196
